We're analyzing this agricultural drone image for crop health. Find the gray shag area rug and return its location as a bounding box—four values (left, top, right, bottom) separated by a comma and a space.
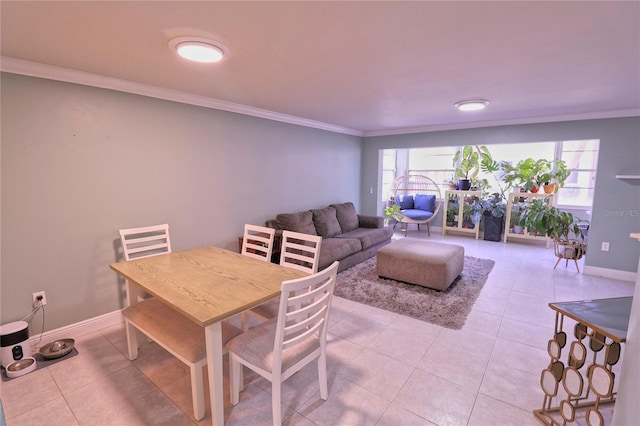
334, 255, 495, 330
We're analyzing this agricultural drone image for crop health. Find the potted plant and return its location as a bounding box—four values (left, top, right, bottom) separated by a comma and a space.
480, 193, 507, 241
452, 146, 481, 190
502, 158, 548, 192
518, 198, 588, 269
537, 159, 570, 193
462, 195, 482, 228
384, 204, 404, 225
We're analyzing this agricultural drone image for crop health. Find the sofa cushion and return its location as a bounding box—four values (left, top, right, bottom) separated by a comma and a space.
318, 237, 362, 270
414, 194, 436, 212
311, 206, 342, 238
398, 194, 414, 209
337, 226, 394, 250
276, 210, 317, 235
330, 202, 359, 234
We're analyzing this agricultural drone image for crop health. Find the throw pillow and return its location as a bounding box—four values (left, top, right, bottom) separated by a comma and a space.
276, 211, 318, 235
311, 206, 342, 238
330, 202, 359, 233
398, 194, 414, 210
414, 194, 436, 212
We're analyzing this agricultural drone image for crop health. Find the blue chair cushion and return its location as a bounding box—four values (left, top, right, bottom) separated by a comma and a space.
401, 209, 434, 221
414, 194, 436, 213
398, 195, 414, 209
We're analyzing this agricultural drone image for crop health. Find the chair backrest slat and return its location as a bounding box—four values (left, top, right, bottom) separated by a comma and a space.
280, 230, 322, 274
241, 224, 275, 262
119, 224, 171, 261
273, 261, 338, 358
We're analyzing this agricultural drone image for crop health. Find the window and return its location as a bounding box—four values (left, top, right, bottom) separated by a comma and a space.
382, 140, 599, 209
406, 146, 457, 187
556, 140, 599, 208
381, 150, 397, 200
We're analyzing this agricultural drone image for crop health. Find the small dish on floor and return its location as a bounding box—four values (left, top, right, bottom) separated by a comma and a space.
39, 338, 75, 359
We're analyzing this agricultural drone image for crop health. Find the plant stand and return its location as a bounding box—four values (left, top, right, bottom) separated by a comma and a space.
504, 192, 554, 247
442, 190, 482, 239
553, 239, 586, 272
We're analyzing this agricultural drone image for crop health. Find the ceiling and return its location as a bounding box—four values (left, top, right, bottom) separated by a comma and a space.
1, 1, 639, 136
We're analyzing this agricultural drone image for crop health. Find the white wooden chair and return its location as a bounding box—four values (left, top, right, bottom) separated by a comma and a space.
279, 230, 322, 274
239, 224, 276, 329
247, 230, 322, 323
241, 224, 276, 262
119, 223, 172, 261
226, 261, 339, 426
118, 224, 242, 421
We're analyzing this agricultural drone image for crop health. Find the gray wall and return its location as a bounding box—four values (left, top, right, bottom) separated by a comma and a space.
2, 72, 638, 334
360, 118, 640, 273
1, 73, 362, 331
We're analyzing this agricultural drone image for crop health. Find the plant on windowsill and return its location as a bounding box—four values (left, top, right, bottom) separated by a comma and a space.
502, 158, 549, 193
452, 146, 482, 190
536, 159, 570, 194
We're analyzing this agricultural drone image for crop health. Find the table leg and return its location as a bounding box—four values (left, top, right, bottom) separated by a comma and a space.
205, 322, 224, 426
124, 281, 140, 360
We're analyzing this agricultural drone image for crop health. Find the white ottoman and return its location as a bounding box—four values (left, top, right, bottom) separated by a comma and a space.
376, 239, 464, 291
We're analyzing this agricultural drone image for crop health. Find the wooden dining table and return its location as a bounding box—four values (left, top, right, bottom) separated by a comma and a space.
109, 245, 307, 425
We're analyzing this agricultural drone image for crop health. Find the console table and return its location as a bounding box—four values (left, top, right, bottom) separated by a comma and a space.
534, 297, 631, 425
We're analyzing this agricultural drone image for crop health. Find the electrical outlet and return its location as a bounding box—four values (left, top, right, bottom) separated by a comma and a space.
32, 291, 47, 307
601, 242, 610, 252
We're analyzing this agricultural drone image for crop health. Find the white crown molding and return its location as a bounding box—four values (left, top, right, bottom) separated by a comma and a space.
0, 56, 364, 137
3, 57, 638, 139
362, 109, 640, 137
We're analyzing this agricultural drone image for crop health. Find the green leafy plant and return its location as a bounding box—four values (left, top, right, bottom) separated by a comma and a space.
462, 195, 482, 227
452, 146, 481, 182
502, 158, 549, 192
384, 204, 404, 224
481, 193, 506, 218
537, 159, 570, 192
518, 198, 586, 242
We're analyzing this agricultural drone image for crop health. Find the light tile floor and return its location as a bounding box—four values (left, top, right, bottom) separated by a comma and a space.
1, 230, 634, 425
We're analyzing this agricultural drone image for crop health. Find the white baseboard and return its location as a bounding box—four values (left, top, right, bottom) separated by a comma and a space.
583, 265, 637, 282
29, 309, 124, 346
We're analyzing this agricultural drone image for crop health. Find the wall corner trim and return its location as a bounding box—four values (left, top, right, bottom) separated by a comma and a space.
29, 310, 124, 347
583, 265, 637, 282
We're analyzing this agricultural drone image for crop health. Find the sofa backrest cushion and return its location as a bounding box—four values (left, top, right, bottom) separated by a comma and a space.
398, 194, 414, 210
311, 206, 342, 238
276, 210, 318, 235
330, 202, 359, 234
414, 194, 436, 212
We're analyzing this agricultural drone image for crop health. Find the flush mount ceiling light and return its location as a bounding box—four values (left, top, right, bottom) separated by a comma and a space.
168, 36, 228, 63
454, 99, 490, 111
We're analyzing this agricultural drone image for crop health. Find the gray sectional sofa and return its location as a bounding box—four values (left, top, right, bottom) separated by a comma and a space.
266, 202, 393, 272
